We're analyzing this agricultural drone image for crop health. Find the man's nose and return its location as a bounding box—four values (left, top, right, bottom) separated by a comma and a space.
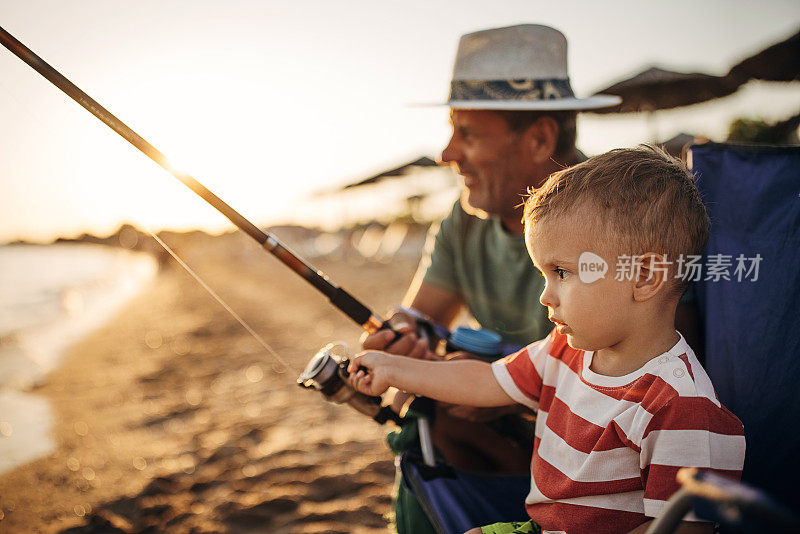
440, 135, 461, 164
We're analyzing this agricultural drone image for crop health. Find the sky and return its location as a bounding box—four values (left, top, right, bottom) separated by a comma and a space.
1, 0, 799, 242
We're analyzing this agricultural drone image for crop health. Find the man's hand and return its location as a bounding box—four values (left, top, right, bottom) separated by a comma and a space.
360, 311, 437, 360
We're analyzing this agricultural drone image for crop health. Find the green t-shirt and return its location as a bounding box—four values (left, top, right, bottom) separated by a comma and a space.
421, 201, 551, 347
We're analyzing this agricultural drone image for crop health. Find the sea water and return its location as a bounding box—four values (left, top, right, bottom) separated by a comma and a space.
0, 243, 157, 474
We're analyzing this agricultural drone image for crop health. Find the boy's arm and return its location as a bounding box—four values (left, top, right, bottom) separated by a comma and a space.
627, 520, 713, 533
348, 351, 515, 407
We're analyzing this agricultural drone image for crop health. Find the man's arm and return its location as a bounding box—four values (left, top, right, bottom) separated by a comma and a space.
404, 281, 465, 327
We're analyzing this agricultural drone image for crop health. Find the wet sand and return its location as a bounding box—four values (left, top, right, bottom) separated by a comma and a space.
0, 228, 426, 533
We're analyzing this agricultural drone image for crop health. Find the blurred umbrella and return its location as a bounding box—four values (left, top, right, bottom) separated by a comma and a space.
590, 67, 738, 113
726, 29, 800, 83
342, 156, 437, 189
591, 29, 800, 114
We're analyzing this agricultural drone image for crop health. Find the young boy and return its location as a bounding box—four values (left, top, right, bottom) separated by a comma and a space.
349, 146, 745, 534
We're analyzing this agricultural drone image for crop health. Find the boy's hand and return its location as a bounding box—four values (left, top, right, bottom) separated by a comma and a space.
348, 351, 394, 397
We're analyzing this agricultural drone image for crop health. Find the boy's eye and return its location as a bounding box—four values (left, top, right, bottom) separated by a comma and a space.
554, 267, 569, 280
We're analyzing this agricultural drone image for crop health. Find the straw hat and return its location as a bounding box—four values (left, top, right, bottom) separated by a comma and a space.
438, 24, 621, 110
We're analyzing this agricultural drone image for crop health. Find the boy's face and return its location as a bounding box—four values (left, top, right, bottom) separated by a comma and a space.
526, 213, 633, 351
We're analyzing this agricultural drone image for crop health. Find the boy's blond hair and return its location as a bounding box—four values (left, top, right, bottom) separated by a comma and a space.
523, 145, 710, 294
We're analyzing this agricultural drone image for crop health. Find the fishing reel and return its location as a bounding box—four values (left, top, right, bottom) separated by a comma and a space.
297, 342, 450, 468
297, 342, 402, 425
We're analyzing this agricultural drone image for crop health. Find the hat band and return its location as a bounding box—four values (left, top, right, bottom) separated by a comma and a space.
449, 78, 574, 102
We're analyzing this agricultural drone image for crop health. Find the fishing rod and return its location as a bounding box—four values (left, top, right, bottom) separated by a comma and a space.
0, 25, 394, 340
1, 25, 442, 467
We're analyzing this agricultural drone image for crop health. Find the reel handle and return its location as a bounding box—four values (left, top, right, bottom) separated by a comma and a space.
339, 357, 368, 379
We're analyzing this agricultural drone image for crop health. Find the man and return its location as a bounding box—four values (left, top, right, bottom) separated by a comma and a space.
362, 24, 625, 533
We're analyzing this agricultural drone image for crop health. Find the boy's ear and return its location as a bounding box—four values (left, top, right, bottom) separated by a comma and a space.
523, 116, 558, 164
632, 253, 670, 302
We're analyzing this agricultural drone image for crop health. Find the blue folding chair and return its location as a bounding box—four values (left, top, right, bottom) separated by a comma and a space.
689, 142, 800, 513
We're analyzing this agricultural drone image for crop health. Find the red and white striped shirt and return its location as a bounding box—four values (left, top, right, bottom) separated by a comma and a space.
491, 330, 745, 533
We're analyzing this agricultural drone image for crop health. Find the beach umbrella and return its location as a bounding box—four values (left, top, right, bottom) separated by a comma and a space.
589, 67, 738, 113
726, 28, 800, 83
590, 28, 800, 114
341, 156, 437, 189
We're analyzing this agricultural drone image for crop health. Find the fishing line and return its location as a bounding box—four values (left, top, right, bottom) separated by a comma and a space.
146, 230, 298, 376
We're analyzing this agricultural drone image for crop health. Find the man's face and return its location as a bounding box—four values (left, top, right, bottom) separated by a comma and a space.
526, 213, 632, 351
441, 110, 537, 221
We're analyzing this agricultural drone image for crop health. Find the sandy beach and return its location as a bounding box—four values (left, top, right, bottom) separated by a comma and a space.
0, 227, 427, 533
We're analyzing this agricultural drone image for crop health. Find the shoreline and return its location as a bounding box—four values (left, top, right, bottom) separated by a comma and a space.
0, 244, 158, 476
0, 390, 55, 477
0, 232, 422, 532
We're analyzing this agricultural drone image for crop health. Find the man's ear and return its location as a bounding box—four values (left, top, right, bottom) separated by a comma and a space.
633, 253, 670, 302
523, 116, 558, 164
